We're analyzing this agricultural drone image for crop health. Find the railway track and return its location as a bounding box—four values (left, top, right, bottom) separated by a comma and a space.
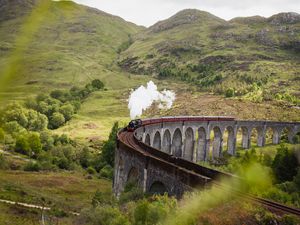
212, 182, 300, 217
118, 129, 300, 217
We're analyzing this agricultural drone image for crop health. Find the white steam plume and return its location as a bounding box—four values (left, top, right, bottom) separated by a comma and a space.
128, 81, 176, 119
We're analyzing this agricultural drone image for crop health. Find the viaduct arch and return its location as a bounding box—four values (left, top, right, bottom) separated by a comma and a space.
114, 117, 300, 198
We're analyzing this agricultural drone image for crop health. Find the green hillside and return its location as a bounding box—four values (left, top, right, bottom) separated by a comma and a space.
0, 2, 300, 224
119, 9, 300, 100
0, 0, 144, 101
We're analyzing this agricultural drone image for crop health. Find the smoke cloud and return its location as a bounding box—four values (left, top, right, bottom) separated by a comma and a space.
128, 81, 176, 119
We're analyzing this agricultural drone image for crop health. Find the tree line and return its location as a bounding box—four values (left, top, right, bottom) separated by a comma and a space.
0, 79, 115, 176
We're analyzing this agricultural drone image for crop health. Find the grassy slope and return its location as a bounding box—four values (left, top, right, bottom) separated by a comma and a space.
0, 170, 111, 225
119, 10, 300, 97
55, 79, 149, 142
0, 0, 143, 101
0, 203, 76, 225
0, 0, 153, 140
144, 89, 300, 121
0, 170, 111, 212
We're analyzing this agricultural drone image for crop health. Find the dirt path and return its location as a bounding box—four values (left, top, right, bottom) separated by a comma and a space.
0, 199, 80, 216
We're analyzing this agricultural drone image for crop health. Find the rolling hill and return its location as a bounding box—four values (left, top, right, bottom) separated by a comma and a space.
0, 0, 144, 100
119, 9, 300, 98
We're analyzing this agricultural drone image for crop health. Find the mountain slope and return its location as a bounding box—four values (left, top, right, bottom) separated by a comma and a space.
119, 9, 300, 99
0, 0, 143, 99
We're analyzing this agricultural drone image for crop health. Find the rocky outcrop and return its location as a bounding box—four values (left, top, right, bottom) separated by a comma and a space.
268, 12, 300, 25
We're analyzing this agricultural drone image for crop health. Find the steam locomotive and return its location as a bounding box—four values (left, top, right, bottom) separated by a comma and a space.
126, 116, 235, 132
127, 119, 143, 132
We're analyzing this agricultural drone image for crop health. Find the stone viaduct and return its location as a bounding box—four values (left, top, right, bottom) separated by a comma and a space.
114, 117, 300, 198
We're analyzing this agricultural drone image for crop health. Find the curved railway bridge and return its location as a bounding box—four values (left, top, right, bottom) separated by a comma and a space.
114, 116, 300, 216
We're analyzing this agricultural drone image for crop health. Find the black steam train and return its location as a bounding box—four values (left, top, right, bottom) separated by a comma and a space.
127, 119, 143, 132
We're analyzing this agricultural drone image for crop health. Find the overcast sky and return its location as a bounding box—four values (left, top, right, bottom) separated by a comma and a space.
74, 0, 300, 27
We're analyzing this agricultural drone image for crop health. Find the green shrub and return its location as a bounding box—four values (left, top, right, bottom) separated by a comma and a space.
293, 169, 300, 189
225, 88, 234, 98
92, 190, 115, 207
27, 132, 42, 157
24, 162, 41, 172
0, 103, 28, 128
79, 147, 92, 168
0, 128, 5, 143
262, 186, 292, 204
0, 154, 8, 170
262, 154, 273, 167
50, 112, 65, 129
61, 145, 76, 161
134, 200, 149, 225
99, 165, 113, 179
50, 90, 71, 103
26, 109, 48, 131
259, 211, 279, 225
80, 206, 130, 225
49, 207, 67, 218
54, 134, 70, 145
70, 100, 81, 112
15, 134, 31, 156
91, 79, 105, 90
0, 103, 48, 132
119, 183, 144, 204
281, 215, 300, 225
158, 67, 173, 79
133, 195, 177, 225
272, 144, 298, 183
87, 166, 96, 175
59, 103, 74, 121
39, 160, 57, 171
4, 121, 26, 135
56, 157, 70, 170
40, 131, 54, 151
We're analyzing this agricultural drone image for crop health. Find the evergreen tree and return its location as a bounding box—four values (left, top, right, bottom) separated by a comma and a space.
272, 144, 298, 183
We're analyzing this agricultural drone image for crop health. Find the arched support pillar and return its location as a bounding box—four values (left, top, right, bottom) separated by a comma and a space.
212, 127, 222, 160
153, 131, 161, 150
162, 129, 171, 153
172, 129, 183, 157
226, 126, 236, 155
241, 127, 250, 149
183, 128, 194, 161
205, 139, 210, 161
145, 134, 151, 146
192, 139, 197, 163
256, 127, 266, 147
272, 128, 280, 144
196, 127, 207, 162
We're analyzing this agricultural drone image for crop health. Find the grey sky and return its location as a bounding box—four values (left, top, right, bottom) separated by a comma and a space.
74, 0, 300, 27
